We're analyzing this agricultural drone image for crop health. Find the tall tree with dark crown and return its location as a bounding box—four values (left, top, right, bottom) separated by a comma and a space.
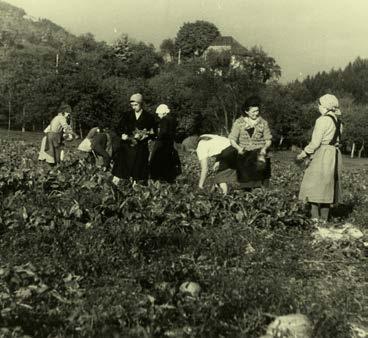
175, 20, 220, 59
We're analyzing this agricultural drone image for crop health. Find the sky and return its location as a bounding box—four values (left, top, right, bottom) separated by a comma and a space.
5, 0, 368, 83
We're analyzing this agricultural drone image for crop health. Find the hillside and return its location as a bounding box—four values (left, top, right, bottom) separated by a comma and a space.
0, 0, 76, 50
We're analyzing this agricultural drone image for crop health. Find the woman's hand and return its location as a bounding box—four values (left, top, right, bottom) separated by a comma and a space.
296, 151, 307, 161
121, 134, 128, 140
238, 147, 245, 155
260, 147, 267, 156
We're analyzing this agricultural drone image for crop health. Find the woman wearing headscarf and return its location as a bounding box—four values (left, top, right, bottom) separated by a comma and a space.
149, 104, 181, 183
214, 95, 272, 192
112, 93, 156, 183
297, 94, 343, 222
38, 104, 76, 165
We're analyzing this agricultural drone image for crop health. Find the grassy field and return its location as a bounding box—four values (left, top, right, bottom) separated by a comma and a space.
0, 129, 367, 337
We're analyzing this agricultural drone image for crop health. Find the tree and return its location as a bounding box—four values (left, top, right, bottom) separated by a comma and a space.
160, 38, 176, 61
261, 83, 318, 148
241, 46, 281, 83
341, 97, 368, 158
112, 35, 161, 78
194, 46, 281, 133
0, 43, 58, 131
175, 21, 219, 59
286, 80, 314, 104
127, 42, 161, 78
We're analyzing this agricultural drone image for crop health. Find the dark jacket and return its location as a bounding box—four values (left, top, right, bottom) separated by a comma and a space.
150, 114, 181, 182
112, 110, 156, 180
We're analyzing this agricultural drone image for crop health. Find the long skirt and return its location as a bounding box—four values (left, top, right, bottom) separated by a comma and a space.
214, 148, 271, 188
150, 142, 181, 183
299, 145, 342, 204
38, 136, 55, 164
38, 133, 63, 164
45, 132, 63, 164
112, 141, 150, 181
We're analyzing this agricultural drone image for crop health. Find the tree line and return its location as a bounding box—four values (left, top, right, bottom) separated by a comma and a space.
0, 0, 367, 156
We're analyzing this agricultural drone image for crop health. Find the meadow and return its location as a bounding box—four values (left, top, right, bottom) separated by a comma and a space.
0, 130, 367, 337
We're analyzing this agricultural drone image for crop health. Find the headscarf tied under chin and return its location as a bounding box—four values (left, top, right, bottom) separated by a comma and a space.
319, 94, 341, 115
156, 104, 170, 116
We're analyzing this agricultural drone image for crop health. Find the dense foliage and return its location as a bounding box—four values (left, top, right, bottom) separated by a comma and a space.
175, 21, 220, 59
2, 0, 368, 155
0, 135, 367, 337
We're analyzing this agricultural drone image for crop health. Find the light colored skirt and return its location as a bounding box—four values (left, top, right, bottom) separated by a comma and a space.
38, 135, 64, 164
299, 145, 342, 204
38, 136, 55, 164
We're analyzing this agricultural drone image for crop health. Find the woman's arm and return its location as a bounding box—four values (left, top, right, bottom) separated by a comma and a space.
260, 140, 272, 155
229, 139, 243, 153
115, 114, 130, 140
228, 121, 243, 153
198, 158, 208, 189
304, 117, 328, 154
60, 116, 72, 133
260, 120, 272, 154
297, 117, 327, 159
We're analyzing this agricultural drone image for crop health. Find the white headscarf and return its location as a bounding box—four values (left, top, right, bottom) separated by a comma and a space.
319, 94, 341, 115
156, 104, 170, 116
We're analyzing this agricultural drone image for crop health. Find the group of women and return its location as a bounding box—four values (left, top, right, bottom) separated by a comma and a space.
39, 92, 343, 223
111, 94, 181, 184
39, 94, 181, 184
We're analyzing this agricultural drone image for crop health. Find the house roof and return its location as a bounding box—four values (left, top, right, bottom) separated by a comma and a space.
208, 36, 249, 56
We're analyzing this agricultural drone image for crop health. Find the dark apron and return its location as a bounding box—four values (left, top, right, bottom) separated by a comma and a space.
326, 114, 341, 203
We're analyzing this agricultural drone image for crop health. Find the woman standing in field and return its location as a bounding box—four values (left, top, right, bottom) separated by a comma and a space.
38, 104, 76, 165
149, 104, 181, 183
214, 95, 272, 192
112, 93, 156, 184
297, 94, 343, 222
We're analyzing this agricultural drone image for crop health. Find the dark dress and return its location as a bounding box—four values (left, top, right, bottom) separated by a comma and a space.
90, 132, 113, 168
112, 110, 156, 180
150, 115, 181, 183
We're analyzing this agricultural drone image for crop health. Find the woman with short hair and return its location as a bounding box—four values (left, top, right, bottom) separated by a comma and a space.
215, 95, 272, 191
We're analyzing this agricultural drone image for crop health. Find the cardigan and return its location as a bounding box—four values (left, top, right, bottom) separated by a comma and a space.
228, 116, 272, 150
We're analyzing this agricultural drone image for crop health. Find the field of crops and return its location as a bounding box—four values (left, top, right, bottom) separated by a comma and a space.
0, 134, 367, 337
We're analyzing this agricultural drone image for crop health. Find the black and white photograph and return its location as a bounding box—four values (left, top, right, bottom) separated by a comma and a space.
0, 0, 367, 336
